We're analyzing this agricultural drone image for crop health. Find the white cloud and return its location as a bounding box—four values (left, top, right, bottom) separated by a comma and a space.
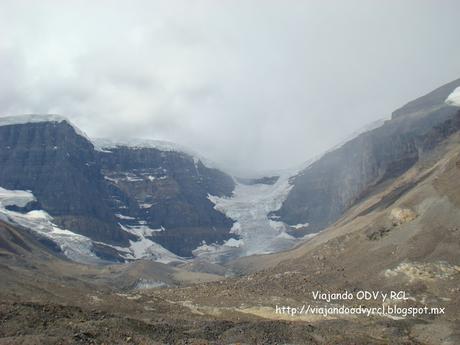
1, 0, 460, 174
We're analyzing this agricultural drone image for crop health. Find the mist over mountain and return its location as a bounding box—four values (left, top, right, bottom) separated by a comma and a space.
1, 1, 460, 174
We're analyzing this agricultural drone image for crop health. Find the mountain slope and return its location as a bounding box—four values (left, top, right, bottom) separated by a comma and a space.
96, 140, 235, 257
151, 109, 460, 345
272, 78, 460, 235
0, 116, 236, 260
0, 117, 131, 246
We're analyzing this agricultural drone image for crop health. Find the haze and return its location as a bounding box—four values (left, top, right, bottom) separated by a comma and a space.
1, 0, 460, 175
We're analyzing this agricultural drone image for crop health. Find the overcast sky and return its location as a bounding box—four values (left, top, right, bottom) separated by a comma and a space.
1, 1, 460, 175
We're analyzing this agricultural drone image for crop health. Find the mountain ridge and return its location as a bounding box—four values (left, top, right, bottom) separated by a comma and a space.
1, 78, 460, 265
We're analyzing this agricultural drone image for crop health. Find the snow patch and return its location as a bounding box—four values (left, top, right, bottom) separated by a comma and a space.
120, 224, 165, 237
128, 237, 183, 264
445, 86, 460, 107
125, 175, 143, 182
147, 175, 167, 181
290, 222, 310, 229
269, 220, 286, 232
230, 222, 242, 235
0, 187, 35, 207
119, 224, 183, 263
192, 238, 245, 261
223, 238, 244, 248
104, 176, 119, 184
115, 214, 136, 220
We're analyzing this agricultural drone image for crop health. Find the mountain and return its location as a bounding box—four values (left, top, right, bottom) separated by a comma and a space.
148, 81, 460, 344
0, 116, 236, 260
95, 139, 235, 257
0, 79, 460, 344
272, 78, 460, 235
2, 78, 460, 265
0, 116, 131, 246
158, 102, 460, 344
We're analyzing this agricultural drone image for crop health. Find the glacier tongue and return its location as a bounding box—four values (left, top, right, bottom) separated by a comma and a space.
199, 171, 301, 262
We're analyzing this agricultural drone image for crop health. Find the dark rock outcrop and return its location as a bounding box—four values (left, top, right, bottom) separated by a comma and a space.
0, 119, 131, 245
97, 145, 236, 257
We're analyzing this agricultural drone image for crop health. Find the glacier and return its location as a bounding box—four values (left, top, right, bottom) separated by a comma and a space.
197, 170, 302, 262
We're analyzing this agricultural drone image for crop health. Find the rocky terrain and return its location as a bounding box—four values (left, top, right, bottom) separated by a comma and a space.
0, 79, 459, 344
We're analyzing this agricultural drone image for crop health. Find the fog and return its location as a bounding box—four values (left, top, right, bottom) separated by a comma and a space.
1, 0, 460, 175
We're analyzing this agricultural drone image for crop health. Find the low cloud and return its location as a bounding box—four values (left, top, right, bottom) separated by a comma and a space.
1, 0, 460, 175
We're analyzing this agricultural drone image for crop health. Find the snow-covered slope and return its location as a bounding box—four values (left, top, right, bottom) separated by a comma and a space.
0, 187, 98, 263
0, 186, 184, 264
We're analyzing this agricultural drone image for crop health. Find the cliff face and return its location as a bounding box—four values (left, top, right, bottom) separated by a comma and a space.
0, 120, 132, 245
0, 118, 236, 257
273, 80, 460, 234
97, 145, 236, 257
